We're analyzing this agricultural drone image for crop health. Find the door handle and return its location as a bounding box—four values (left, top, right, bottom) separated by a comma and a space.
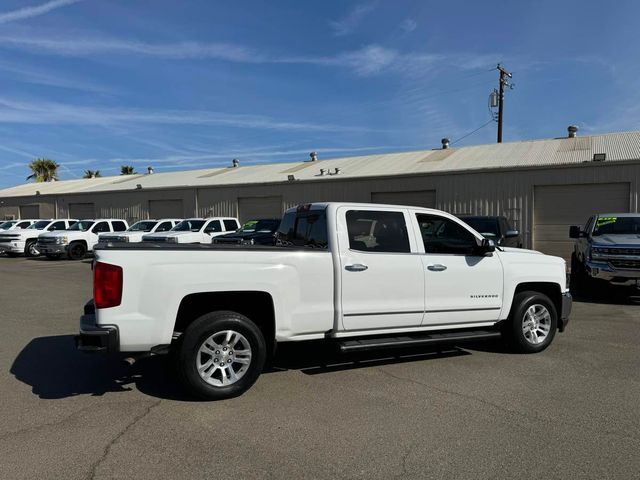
345, 264, 368, 272
427, 264, 447, 272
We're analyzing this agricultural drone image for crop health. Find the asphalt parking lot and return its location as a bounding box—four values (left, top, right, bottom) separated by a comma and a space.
1, 257, 639, 479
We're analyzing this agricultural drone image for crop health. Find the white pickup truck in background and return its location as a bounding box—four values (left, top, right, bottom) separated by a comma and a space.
98, 219, 181, 244
78, 202, 571, 400
38, 219, 129, 260
141, 217, 240, 244
0, 219, 38, 231
0, 219, 77, 257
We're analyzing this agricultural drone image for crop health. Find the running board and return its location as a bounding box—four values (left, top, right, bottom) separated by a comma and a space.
338, 329, 502, 353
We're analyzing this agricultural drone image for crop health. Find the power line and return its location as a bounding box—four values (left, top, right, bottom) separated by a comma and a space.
450, 119, 495, 146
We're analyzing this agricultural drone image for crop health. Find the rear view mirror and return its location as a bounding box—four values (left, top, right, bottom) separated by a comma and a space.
505, 230, 519, 238
569, 226, 581, 238
475, 237, 495, 255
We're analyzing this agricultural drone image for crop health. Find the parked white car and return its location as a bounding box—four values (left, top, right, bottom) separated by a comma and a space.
37, 219, 129, 260
142, 217, 240, 244
0, 219, 38, 231
0, 219, 77, 257
78, 202, 571, 400
98, 219, 182, 244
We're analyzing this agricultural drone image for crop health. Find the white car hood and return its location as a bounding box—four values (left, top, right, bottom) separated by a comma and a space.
143, 231, 207, 243
39, 230, 86, 239
1, 228, 45, 239
592, 234, 640, 246
499, 246, 542, 255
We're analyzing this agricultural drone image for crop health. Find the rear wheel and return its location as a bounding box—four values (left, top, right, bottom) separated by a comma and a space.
504, 291, 557, 353
67, 242, 87, 260
24, 239, 39, 257
176, 311, 266, 400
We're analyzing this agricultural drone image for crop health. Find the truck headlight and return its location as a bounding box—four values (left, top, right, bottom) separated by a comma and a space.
56, 236, 68, 244
166, 237, 178, 243
119, 236, 130, 242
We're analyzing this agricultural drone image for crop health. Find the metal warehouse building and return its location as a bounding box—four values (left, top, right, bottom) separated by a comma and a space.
1, 128, 639, 262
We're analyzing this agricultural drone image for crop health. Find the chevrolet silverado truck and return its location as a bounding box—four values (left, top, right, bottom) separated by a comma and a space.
98, 219, 181, 244
213, 218, 281, 246
142, 217, 240, 244
0, 219, 77, 257
38, 219, 129, 260
570, 213, 640, 290
77, 202, 571, 400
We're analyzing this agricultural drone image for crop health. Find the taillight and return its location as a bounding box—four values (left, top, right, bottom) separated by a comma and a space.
94, 262, 123, 309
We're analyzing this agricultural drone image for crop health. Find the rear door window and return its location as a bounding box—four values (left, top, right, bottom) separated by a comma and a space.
112, 221, 127, 232
277, 209, 328, 248
346, 210, 409, 253
223, 219, 239, 231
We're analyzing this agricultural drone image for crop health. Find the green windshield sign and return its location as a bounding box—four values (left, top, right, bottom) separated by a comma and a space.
596, 216, 617, 228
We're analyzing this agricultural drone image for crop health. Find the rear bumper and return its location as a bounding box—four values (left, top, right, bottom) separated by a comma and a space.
559, 292, 572, 332
75, 303, 119, 353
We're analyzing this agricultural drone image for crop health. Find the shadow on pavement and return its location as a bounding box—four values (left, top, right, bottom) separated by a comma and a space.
11, 335, 470, 401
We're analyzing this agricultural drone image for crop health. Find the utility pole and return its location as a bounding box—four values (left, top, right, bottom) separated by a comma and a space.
496, 64, 512, 143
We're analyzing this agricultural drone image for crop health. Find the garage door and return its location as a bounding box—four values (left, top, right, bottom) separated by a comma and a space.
371, 190, 436, 208
238, 196, 283, 223
19, 205, 40, 219
149, 199, 183, 219
69, 203, 95, 219
534, 183, 630, 261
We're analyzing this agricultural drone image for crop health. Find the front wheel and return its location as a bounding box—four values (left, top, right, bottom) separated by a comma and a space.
67, 242, 87, 260
25, 239, 40, 257
504, 291, 557, 353
176, 311, 266, 400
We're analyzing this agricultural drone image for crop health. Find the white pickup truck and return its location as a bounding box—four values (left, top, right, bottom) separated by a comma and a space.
141, 217, 240, 244
0, 219, 77, 257
98, 219, 181, 244
38, 219, 129, 260
77, 203, 572, 400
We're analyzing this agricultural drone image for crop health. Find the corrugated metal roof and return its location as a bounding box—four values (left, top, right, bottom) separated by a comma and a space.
2, 130, 640, 198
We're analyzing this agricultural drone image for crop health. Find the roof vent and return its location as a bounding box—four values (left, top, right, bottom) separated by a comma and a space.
441, 138, 450, 149
232, 158, 239, 168
567, 125, 578, 138
310, 151, 318, 162
147, 166, 154, 175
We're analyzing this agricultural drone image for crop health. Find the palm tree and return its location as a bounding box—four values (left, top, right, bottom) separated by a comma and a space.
26, 158, 59, 182
83, 170, 102, 179
120, 165, 137, 175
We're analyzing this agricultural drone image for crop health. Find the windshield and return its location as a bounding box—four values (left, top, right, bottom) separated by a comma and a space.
67, 220, 94, 231
172, 220, 205, 232
28, 220, 51, 230
128, 221, 158, 232
238, 219, 280, 233
593, 216, 640, 236
0, 221, 17, 230
461, 218, 499, 238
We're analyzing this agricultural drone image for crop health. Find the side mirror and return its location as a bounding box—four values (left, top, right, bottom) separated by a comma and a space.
475, 237, 495, 255
569, 226, 581, 239
505, 229, 519, 238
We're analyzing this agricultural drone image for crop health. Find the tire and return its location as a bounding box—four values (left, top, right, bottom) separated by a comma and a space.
176, 311, 266, 400
24, 239, 39, 257
67, 241, 87, 260
503, 291, 557, 353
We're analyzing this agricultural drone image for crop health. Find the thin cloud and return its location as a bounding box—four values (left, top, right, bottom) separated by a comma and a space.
329, 3, 376, 36
0, 34, 499, 77
0, 0, 82, 24
0, 97, 376, 132
400, 18, 417, 34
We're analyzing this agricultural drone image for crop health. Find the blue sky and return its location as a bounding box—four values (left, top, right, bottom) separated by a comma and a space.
0, 0, 638, 188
